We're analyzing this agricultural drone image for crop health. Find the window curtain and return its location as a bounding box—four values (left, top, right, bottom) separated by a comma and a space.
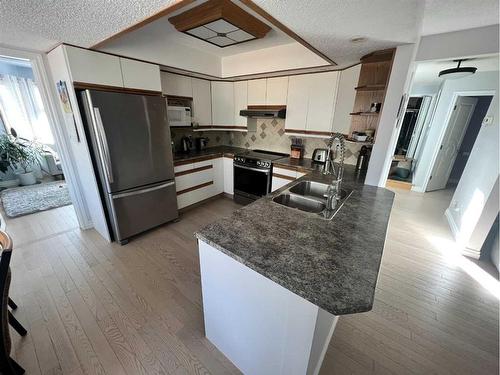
0, 73, 54, 144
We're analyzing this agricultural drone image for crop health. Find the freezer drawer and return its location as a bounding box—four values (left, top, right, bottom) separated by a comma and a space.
109, 180, 178, 242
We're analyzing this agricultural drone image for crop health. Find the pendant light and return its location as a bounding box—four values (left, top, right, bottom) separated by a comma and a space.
439, 59, 477, 79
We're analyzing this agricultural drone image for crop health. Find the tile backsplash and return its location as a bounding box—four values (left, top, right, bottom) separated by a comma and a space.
171, 119, 363, 165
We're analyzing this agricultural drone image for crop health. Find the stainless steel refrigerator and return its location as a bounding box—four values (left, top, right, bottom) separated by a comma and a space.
78, 89, 178, 244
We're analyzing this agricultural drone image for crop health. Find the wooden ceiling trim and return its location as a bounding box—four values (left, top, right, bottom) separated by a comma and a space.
91, 0, 195, 49
239, 0, 337, 66
169, 0, 271, 38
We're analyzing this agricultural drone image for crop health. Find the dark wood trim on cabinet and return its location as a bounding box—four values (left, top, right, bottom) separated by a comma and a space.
91, 0, 195, 49
174, 154, 221, 166
273, 164, 299, 172
284, 129, 331, 136
72, 82, 162, 96
177, 181, 214, 195
247, 105, 286, 110
272, 173, 296, 181
239, 0, 336, 66
174, 164, 213, 177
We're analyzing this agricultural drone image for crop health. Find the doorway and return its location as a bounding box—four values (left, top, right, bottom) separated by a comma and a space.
0, 54, 78, 233
427, 94, 493, 191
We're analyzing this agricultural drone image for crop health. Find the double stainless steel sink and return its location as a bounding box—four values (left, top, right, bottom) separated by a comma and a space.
272, 180, 352, 220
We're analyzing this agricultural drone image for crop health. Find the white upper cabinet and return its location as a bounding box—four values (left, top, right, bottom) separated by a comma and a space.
266, 77, 288, 105
161, 72, 193, 97
285, 75, 310, 132
247, 79, 267, 105
306, 71, 339, 133
192, 78, 212, 126
332, 64, 361, 134
65, 46, 123, 87
233, 81, 248, 127
285, 72, 340, 134
211, 81, 235, 126
120, 58, 161, 92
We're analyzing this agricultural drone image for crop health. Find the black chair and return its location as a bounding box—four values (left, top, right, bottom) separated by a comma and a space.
0, 231, 27, 374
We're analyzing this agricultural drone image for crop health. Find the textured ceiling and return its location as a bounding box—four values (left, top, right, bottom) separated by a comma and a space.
250, 0, 424, 65
422, 0, 499, 36
0, 0, 179, 51
0, 0, 498, 66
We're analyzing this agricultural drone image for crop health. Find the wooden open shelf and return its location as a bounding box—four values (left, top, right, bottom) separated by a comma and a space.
355, 84, 386, 92
350, 112, 379, 116
348, 49, 395, 137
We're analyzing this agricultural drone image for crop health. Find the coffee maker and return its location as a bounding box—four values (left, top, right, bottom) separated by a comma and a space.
195, 137, 209, 151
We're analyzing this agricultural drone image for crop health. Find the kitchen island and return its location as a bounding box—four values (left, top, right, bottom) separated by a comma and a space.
195, 165, 394, 375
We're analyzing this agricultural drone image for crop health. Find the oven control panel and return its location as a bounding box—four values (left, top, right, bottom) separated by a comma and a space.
234, 156, 271, 169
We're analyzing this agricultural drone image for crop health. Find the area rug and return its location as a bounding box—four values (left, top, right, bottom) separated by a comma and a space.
1, 181, 72, 218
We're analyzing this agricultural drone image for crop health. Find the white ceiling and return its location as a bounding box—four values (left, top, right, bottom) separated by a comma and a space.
0, 0, 498, 66
413, 54, 500, 85
422, 0, 500, 36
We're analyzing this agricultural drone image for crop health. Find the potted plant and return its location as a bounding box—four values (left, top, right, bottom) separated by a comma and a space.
0, 135, 42, 186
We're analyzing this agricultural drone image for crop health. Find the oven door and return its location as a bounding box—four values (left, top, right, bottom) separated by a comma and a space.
233, 163, 271, 201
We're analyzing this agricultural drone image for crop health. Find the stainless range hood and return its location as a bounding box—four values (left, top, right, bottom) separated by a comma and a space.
239, 106, 286, 119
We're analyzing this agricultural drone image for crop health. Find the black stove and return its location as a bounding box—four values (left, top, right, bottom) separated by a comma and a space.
233, 149, 289, 205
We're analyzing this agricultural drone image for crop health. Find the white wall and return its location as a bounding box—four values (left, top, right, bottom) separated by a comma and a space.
221, 43, 329, 78
446, 93, 498, 255
412, 71, 498, 191
410, 81, 441, 97
46, 46, 111, 241
416, 25, 500, 62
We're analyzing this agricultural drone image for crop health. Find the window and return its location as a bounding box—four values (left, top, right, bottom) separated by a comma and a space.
0, 59, 54, 145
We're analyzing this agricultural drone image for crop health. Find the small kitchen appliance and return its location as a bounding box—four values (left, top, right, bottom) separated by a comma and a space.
195, 137, 209, 151
180, 136, 193, 153
312, 148, 328, 164
167, 105, 191, 127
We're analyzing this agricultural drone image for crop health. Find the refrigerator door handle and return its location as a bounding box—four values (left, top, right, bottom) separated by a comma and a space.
112, 181, 175, 199
93, 107, 114, 184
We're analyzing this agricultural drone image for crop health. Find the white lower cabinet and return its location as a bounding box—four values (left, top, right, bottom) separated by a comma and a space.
271, 167, 298, 192
223, 157, 234, 195
174, 157, 232, 210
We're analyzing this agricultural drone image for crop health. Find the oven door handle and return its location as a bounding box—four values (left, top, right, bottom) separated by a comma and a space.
234, 164, 271, 174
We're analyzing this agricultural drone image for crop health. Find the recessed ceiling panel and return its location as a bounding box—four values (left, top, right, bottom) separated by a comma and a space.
186, 26, 218, 39
205, 19, 238, 34
227, 29, 254, 43
208, 36, 236, 47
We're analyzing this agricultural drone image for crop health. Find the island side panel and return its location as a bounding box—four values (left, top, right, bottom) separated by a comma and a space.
198, 240, 319, 375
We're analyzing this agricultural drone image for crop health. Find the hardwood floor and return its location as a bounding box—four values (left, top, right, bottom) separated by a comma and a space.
5, 190, 499, 374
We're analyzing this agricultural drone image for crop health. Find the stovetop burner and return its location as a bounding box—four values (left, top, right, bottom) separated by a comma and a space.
235, 149, 289, 162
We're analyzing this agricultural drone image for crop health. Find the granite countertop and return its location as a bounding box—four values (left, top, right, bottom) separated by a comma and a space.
195, 165, 394, 316
173, 146, 247, 163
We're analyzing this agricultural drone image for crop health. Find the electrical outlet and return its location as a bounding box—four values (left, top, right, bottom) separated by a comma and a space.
482, 116, 494, 126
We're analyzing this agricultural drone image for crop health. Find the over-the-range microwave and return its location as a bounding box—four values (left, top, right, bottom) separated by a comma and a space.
167, 105, 191, 127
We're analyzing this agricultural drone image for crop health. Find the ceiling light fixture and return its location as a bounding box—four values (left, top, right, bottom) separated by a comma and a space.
438, 59, 477, 79
169, 0, 271, 48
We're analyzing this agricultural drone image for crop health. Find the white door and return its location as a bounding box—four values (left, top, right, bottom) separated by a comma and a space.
427, 96, 478, 191
285, 75, 310, 132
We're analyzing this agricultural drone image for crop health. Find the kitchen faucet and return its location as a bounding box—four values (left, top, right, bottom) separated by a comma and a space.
322, 133, 345, 210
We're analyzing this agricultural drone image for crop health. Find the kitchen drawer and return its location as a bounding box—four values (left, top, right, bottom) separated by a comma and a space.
174, 163, 195, 173
175, 167, 214, 192
273, 167, 297, 178
271, 176, 292, 192
177, 182, 215, 209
